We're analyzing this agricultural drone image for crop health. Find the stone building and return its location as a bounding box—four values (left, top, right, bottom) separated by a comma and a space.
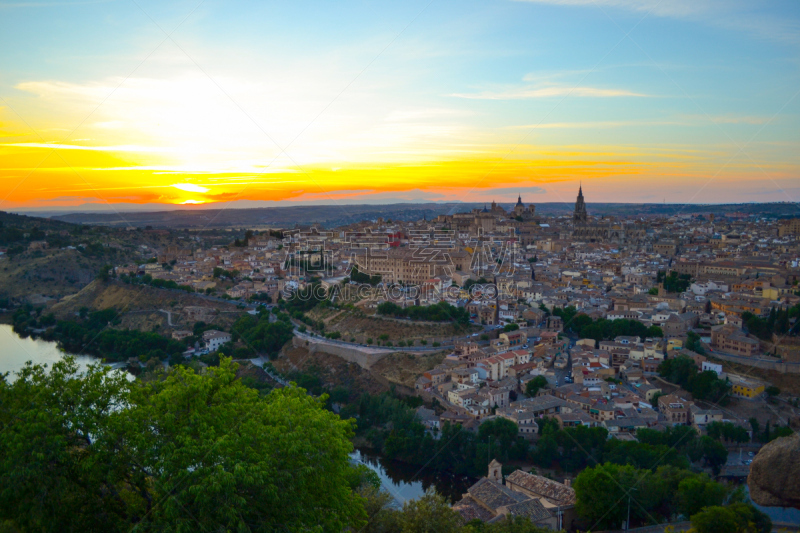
710, 324, 759, 357
452, 461, 573, 529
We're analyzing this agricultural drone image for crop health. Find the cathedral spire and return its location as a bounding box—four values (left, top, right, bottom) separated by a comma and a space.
573, 184, 587, 225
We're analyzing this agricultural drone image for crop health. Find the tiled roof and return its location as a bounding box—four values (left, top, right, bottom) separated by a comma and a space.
468, 479, 528, 511
452, 495, 496, 522
505, 470, 576, 506
502, 498, 553, 522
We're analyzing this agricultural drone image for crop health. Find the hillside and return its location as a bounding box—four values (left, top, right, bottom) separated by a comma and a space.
49, 280, 246, 332
0, 247, 126, 302
0, 210, 203, 306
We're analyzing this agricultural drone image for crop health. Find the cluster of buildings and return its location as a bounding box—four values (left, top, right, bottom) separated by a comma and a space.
415, 328, 765, 440
115, 240, 291, 302
113, 189, 800, 366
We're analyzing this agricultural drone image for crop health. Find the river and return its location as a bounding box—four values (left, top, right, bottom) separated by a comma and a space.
0, 324, 130, 381
351, 449, 474, 506
2, 324, 798, 521
0, 322, 465, 505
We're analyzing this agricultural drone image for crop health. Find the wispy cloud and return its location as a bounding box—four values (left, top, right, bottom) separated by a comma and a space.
450, 86, 646, 100
514, 0, 800, 45
481, 186, 547, 195
682, 114, 774, 125
506, 120, 683, 129
512, 0, 715, 18
1, 142, 174, 153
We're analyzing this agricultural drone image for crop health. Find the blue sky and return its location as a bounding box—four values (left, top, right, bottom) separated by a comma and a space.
0, 0, 798, 207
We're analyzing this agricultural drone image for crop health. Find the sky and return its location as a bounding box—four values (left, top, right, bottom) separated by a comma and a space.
0, 0, 799, 210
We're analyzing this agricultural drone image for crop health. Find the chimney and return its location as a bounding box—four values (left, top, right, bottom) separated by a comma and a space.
564, 478, 571, 488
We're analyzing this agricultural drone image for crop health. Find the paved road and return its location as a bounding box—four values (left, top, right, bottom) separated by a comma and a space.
247, 357, 290, 386
158, 309, 174, 326
292, 327, 446, 354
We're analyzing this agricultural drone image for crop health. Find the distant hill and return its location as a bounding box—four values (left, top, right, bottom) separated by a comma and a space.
16, 201, 800, 229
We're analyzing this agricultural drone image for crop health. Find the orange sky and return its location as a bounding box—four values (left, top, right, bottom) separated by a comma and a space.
1, 0, 798, 209
1, 137, 795, 208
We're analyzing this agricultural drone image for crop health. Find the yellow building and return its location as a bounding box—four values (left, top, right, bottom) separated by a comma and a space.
730, 376, 765, 399
667, 339, 683, 352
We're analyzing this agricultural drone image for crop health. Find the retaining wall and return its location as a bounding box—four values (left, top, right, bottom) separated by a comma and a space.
292, 336, 390, 369
708, 352, 800, 374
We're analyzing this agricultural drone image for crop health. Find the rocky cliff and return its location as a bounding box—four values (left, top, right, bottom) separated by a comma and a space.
748, 432, 800, 509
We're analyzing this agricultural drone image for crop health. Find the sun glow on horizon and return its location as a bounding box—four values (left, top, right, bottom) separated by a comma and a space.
0, 0, 797, 208
172, 183, 210, 194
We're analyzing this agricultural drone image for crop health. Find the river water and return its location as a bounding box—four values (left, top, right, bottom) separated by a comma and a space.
2, 324, 798, 521
352, 449, 474, 506
0, 324, 98, 379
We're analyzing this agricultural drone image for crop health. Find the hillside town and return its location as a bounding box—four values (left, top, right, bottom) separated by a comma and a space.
107, 187, 799, 364
5, 190, 800, 530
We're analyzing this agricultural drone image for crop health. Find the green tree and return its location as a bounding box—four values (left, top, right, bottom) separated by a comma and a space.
525, 375, 548, 397
748, 417, 760, 440
529, 434, 558, 468
697, 436, 728, 475
650, 391, 662, 409
573, 463, 646, 529
478, 417, 520, 450
0, 357, 366, 532
691, 503, 771, 533
464, 515, 555, 532
691, 505, 740, 533
395, 490, 462, 533
96, 264, 112, 281
676, 474, 729, 517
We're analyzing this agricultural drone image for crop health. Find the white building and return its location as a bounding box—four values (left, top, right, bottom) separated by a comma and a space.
701, 361, 723, 376
203, 330, 232, 352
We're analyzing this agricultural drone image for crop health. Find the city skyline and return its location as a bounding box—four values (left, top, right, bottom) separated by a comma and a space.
1, 0, 799, 210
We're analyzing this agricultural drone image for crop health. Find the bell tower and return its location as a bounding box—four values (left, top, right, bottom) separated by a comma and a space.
573, 184, 588, 224
488, 459, 502, 483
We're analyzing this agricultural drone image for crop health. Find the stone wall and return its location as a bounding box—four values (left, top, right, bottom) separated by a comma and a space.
292, 336, 390, 369
708, 351, 800, 374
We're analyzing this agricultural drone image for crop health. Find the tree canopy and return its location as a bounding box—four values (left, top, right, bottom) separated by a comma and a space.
657, 355, 730, 405
525, 376, 548, 397
0, 357, 366, 532
377, 301, 470, 325
551, 306, 663, 341
573, 463, 732, 530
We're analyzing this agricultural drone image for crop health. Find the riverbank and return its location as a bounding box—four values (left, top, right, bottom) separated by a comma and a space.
353, 448, 475, 505
0, 324, 97, 378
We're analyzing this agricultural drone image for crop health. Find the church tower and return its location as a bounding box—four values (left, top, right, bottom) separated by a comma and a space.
573, 185, 588, 224
488, 459, 502, 483
514, 194, 525, 217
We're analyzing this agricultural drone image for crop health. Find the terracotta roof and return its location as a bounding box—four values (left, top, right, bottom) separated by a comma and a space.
505, 470, 576, 506
468, 478, 528, 511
